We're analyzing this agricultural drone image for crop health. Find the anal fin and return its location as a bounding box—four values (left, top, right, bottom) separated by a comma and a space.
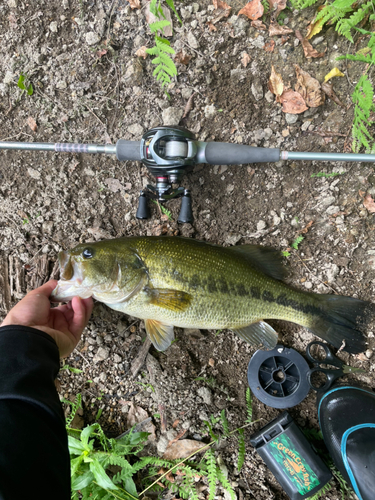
145, 319, 175, 352
232, 321, 278, 349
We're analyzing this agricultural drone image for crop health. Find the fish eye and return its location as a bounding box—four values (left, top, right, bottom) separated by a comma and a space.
82, 248, 94, 259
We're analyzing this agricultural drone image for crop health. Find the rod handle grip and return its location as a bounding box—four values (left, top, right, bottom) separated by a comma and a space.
116, 140, 142, 161
204, 142, 280, 165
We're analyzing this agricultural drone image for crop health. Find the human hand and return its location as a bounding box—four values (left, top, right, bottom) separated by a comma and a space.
0, 280, 93, 358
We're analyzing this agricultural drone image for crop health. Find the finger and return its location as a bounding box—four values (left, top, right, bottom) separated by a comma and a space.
82, 297, 94, 324
69, 296, 89, 337
29, 280, 58, 298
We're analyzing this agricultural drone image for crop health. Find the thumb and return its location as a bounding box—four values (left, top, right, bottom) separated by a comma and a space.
29, 280, 58, 298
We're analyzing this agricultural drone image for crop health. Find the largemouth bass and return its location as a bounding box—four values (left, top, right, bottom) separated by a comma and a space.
51, 236, 373, 354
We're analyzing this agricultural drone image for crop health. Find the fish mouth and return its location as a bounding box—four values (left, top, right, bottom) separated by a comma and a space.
51, 251, 93, 302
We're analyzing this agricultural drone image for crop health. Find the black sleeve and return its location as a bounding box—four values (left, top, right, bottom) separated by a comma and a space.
0, 325, 70, 500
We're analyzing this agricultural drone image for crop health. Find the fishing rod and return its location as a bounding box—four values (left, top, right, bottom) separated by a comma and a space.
1, 126, 375, 223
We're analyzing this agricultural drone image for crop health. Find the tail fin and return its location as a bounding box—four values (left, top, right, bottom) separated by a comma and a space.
307, 295, 374, 354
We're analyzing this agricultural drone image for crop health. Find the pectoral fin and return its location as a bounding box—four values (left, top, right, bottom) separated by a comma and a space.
145, 287, 192, 312
145, 319, 175, 351
232, 321, 278, 349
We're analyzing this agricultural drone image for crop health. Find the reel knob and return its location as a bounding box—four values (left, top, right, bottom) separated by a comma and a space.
136, 191, 150, 220
178, 190, 193, 224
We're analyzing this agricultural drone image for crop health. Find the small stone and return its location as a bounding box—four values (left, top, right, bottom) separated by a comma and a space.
197, 387, 213, 405
127, 123, 143, 136
251, 80, 263, 101
86, 31, 100, 46
204, 104, 216, 118
304, 281, 313, 289
157, 435, 169, 455
365, 349, 373, 359
113, 354, 122, 363
187, 32, 199, 49
49, 21, 58, 32
325, 264, 339, 283
3, 71, 14, 85
251, 36, 265, 49
282, 129, 290, 137
265, 90, 274, 103
93, 347, 109, 363
301, 121, 311, 131
230, 68, 247, 82
264, 127, 273, 140
27, 168, 41, 179
326, 205, 340, 215
56, 80, 67, 90
257, 220, 266, 231
162, 107, 184, 126
285, 113, 298, 124
7, 0, 17, 7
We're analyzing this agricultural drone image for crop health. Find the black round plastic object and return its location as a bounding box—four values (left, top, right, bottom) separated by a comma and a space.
247, 344, 310, 409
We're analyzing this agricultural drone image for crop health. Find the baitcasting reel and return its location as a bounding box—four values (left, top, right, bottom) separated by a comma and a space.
137, 126, 199, 223
1, 125, 375, 223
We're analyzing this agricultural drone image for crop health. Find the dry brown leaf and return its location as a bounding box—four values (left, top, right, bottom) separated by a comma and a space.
321, 82, 346, 108
182, 92, 196, 119
269, 22, 293, 36
96, 48, 107, 59
241, 52, 251, 67
251, 19, 267, 30
27, 117, 37, 132
213, 0, 231, 14
280, 89, 308, 114
135, 46, 148, 59
280, 35, 290, 44
295, 30, 325, 59
363, 193, 375, 213
163, 439, 206, 460
268, 65, 284, 99
207, 21, 217, 31
264, 40, 275, 52
239, 0, 264, 21
127, 403, 156, 441
294, 64, 325, 108
175, 50, 191, 65
269, 0, 287, 19
129, 0, 141, 8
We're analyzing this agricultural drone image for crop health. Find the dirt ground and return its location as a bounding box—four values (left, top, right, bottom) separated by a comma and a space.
0, 0, 374, 498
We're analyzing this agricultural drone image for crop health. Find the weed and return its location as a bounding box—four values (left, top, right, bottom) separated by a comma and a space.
135, 381, 155, 392
65, 393, 256, 500
245, 388, 253, 424
152, 199, 173, 220
17, 73, 33, 96
291, 235, 304, 250
282, 250, 291, 257
62, 364, 83, 374
261, 0, 270, 15
311, 172, 344, 178
289, 0, 375, 152
146, 0, 181, 93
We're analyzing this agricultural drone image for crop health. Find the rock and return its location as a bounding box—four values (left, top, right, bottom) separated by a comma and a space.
285, 113, 298, 125
257, 220, 266, 231
49, 22, 58, 32
113, 354, 122, 363
93, 347, 110, 363
265, 90, 274, 103
127, 123, 143, 136
27, 168, 41, 179
162, 107, 183, 126
197, 387, 213, 405
325, 263, 339, 283
365, 349, 373, 359
251, 80, 263, 101
251, 36, 265, 49
264, 127, 273, 140
326, 205, 339, 215
86, 32, 100, 46
187, 32, 199, 49
3, 71, 14, 85
157, 435, 169, 454
230, 68, 247, 82
204, 104, 216, 118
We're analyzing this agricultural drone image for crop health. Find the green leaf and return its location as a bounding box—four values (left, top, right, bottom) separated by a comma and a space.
89, 459, 118, 490
81, 424, 97, 446
68, 436, 88, 455
237, 429, 245, 472
70, 455, 85, 476
71, 470, 95, 490
125, 477, 138, 497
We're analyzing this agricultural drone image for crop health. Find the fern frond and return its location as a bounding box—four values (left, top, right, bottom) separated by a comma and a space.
216, 466, 236, 500
336, 1, 373, 41
220, 410, 230, 437
245, 388, 253, 424
237, 429, 246, 472
290, 0, 318, 9
205, 449, 218, 500
149, 19, 171, 33
352, 74, 375, 152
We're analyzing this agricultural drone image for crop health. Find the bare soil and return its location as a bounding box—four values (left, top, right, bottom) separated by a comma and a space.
0, 1, 374, 499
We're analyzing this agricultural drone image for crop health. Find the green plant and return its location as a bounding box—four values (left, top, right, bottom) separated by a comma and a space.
152, 199, 173, 220
65, 393, 256, 500
261, 0, 270, 15
17, 73, 33, 96
146, 0, 181, 93
311, 172, 344, 178
62, 364, 83, 374
289, 0, 375, 152
291, 235, 304, 250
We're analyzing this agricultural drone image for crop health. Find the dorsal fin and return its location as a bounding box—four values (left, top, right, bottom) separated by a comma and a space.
228, 245, 287, 281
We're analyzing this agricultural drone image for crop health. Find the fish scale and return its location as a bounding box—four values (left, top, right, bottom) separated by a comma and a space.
51, 236, 373, 353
